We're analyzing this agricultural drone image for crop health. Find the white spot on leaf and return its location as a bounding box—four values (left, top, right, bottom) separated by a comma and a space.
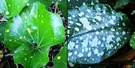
68, 41, 75, 50
6, 11, 9, 15
78, 53, 83, 57
90, 37, 99, 46
79, 17, 92, 30
88, 52, 91, 57
94, 49, 98, 54
78, 12, 84, 16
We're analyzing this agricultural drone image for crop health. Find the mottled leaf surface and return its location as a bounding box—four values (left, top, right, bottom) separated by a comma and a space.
68, 4, 131, 64
0, 0, 29, 19
4, 2, 65, 68
68, 0, 108, 9
53, 44, 67, 68
130, 33, 135, 49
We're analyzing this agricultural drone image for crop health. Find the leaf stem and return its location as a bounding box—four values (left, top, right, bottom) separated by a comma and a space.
54, 2, 59, 13
16, 64, 18, 68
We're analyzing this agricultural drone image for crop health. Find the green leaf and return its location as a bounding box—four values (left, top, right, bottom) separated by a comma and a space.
114, 0, 130, 9
68, 4, 131, 65
58, 0, 67, 17
131, 10, 135, 15
68, 0, 108, 9
130, 33, 135, 49
14, 44, 49, 68
0, 0, 29, 19
28, 0, 53, 9
0, 22, 7, 41
53, 44, 67, 68
4, 2, 65, 68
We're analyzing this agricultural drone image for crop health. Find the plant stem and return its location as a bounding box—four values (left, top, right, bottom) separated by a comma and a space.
16, 64, 18, 68
54, 2, 59, 13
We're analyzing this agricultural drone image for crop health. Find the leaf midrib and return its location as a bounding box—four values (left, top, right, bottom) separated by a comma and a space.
68, 26, 131, 41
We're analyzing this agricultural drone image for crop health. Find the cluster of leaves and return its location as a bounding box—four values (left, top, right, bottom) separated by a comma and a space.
0, 0, 67, 68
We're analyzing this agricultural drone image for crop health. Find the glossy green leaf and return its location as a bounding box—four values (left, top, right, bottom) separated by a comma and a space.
14, 44, 49, 68
130, 33, 135, 49
68, 4, 131, 65
58, 0, 67, 17
53, 44, 67, 68
0, 22, 7, 41
28, 0, 53, 9
0, 0, 29, 19
114, 0, 130, 9
4, 2, 65, 68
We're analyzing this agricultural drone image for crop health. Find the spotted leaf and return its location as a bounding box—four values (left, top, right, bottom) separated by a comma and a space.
68, 4, 131, 65
0, 0, 29, 19
4, 2, 65, 68
68, 0, 108, 9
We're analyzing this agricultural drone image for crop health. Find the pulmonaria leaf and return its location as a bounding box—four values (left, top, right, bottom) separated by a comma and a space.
130, 33, 135, 49
4, 2, 65, 68
68, 4, 131, 65
0, 0, 29, 19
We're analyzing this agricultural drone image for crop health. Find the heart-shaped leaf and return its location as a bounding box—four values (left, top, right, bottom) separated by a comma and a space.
0, 0, 29, 19
68, 4, 131, 65
53, 44, 67, 68
4, 2, 65, 68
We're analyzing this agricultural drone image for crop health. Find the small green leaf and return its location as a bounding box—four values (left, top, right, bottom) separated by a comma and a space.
0, 0, 29, 19
130, 33, 135, 49
4, 2, 65, 68
53, 44, 67, 68
58, 0, 67, 17
131, 10, 135, 15
114, 0, 130, 9
0, 22, 7, 41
